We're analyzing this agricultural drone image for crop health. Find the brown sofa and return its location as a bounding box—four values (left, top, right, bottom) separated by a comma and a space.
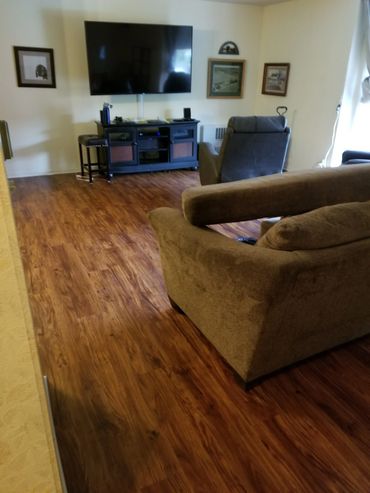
149, 165, 370, 384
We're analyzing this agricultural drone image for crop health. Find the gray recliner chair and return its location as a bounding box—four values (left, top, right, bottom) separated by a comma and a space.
199, 116, 291, 185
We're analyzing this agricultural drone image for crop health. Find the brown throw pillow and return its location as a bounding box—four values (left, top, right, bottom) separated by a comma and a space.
256, 201, 370, 250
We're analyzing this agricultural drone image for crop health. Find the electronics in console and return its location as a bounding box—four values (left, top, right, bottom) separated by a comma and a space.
100, 101, 196, 126
110, 116, 195, 126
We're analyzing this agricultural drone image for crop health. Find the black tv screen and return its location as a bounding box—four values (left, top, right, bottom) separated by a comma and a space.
84, 21, 193, 95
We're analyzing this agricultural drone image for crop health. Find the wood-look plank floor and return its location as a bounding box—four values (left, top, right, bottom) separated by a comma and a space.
11, 171, 370, 493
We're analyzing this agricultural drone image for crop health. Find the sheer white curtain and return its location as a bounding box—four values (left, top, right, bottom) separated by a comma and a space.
361, 0, 370, 101
330, 0, 370, 165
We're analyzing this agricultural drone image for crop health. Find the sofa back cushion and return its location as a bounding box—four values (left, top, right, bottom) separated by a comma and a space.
183, 165, 370, 226
256, 201, 370, 250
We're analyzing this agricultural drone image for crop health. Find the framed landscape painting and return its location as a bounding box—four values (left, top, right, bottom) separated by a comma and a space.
14, 46, 56, 88
262, 63, 290, 96
207, 59, 245, 98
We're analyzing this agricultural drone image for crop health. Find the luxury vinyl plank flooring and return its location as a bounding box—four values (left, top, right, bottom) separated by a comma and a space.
11, 171, 370, 493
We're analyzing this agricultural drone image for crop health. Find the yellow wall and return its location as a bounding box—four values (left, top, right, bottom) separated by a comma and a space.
0, 147, 63, 492
256, 0, 360, 169
0, 0, 263, 177
0, 0, 361, 176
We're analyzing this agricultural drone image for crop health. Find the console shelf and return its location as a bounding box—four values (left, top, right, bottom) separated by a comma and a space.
97, 120, 199, 176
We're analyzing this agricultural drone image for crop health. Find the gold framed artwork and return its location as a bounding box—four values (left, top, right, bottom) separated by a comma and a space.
207, 59, 245, 99
262, 63, 290, 96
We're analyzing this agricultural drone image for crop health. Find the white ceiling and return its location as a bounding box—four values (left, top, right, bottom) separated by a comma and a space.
205, 0, 291, 5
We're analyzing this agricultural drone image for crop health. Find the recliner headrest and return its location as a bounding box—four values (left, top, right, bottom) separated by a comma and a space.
228, 116, 288, 133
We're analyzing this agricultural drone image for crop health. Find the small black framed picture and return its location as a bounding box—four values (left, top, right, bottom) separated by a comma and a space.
13, 46, 56, 88
262, 63, 290, 96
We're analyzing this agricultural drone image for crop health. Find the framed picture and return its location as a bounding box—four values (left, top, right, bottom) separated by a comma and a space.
13, 46, 56, 88
262, 63, 290, 96
207, 59, 245, 98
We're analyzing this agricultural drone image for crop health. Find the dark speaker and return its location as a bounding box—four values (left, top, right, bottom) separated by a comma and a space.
183, 107, 191, 120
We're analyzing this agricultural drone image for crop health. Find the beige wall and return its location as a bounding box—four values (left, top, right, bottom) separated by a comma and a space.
0, 0, 263, 178
0, 147, 63, 492
0, 0, 361, 177
255, 0, 360, 170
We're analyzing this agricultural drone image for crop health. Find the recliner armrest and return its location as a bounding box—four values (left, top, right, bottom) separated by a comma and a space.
199, 142, 222, 185
201, 141, 218, 156
342, 150, 370, 164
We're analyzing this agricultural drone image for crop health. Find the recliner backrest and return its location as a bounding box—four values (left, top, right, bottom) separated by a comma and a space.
220, 116, 291, 183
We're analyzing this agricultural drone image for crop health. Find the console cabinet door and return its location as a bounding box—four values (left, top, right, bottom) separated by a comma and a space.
108, 129, 137, 165
170, 124, 198, 163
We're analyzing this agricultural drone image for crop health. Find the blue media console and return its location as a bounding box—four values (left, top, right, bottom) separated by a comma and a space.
96, 119, 199, 176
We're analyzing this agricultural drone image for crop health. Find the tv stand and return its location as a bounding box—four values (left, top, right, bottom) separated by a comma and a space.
96, 120, 199, 176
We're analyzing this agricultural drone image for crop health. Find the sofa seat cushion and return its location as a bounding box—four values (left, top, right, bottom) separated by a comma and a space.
257, 201, 370, 250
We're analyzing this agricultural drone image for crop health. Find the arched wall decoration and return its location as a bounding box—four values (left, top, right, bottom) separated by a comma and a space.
218, 41, 239, 55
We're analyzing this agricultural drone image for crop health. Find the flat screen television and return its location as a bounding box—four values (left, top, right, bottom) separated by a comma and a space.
84, 21, 193, 95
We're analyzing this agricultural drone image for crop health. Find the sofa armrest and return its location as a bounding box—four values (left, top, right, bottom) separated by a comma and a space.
149, 206, 298, 380
149, 207, 290, 289
182, 164, 370, 225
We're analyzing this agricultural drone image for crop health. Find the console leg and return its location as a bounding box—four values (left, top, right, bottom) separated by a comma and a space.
105, 145, 113, 182
87, 147, 93, 183
78, 143, 84, 176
